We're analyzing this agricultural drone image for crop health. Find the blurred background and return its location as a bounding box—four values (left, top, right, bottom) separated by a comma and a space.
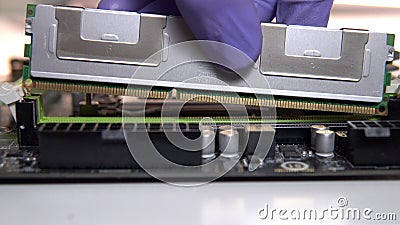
0, 0, 399, 79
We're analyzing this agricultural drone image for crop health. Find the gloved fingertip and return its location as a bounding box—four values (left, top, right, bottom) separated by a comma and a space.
97, 0, 154, 12
138, 0, 180, 16
176, 0, 262, 70
98, 0, 125, 10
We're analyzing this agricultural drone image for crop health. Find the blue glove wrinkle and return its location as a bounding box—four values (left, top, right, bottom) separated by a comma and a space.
254, 0, 277, 22
175, 0, 262, 67
277, 0, 333, 27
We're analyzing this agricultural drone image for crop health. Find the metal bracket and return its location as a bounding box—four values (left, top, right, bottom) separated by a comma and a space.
55, 7, 167, 66
260, 24, 369, 81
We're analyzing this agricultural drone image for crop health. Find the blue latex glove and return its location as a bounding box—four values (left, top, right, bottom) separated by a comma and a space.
98, 0, 333, 68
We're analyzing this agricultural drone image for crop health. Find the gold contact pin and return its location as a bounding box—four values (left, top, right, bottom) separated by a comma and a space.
31, 80, 379, 115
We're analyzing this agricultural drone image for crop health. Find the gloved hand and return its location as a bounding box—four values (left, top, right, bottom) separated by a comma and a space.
98, 0, 333, 67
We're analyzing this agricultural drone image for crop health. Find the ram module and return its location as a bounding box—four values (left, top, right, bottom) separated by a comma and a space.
23, 4, 397, 116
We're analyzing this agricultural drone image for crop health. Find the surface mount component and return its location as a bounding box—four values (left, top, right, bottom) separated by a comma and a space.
24, 4, 396, 115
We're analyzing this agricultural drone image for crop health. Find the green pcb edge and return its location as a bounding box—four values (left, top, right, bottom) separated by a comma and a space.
24, 95, 377, 124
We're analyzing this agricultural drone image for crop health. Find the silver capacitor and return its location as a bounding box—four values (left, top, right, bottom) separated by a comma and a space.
315, 130, 335, 157
201, 128, 216, 159
219, 128, 239, 158
311, 125, 327, 150
200, 125, 214, 132
219, 125, 235, 131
